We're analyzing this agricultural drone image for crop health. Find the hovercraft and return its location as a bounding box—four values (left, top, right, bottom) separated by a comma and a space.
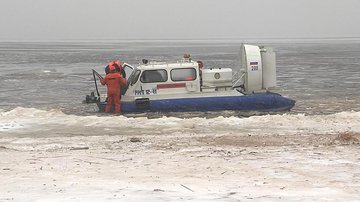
85, 44, 295, 113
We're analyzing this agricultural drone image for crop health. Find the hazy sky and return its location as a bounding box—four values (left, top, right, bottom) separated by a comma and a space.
1, 0, 359, 40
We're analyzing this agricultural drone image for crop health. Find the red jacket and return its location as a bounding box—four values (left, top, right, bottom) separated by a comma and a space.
101, 73, 127, 94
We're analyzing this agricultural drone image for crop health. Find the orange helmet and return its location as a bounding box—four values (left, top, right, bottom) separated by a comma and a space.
109, 65, 116, 71
109, 60, 122, 71
114, 60, 121, 67
108, 61, 116, 72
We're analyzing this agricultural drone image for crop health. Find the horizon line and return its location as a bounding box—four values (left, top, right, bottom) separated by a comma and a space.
1, 36, 360, 43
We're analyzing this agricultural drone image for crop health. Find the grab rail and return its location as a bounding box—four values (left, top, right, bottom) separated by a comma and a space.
92, 69, 103, 97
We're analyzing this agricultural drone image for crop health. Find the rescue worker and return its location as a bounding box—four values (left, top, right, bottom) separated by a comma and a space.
106, 60, 127, 95
100, 63, 128, 113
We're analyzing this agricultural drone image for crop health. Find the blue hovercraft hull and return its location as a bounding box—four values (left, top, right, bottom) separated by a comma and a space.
97, 92, 295, 113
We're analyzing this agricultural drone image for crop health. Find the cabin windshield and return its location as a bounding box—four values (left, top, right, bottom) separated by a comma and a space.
130, 70, 141, 85
123, 64, 134, 80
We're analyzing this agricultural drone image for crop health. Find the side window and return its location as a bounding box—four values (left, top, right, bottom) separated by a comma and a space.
171, 68, 197, 81
140, 69, 168, 83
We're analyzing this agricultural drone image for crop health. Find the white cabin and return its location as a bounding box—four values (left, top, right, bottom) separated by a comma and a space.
105, 44, 277, 102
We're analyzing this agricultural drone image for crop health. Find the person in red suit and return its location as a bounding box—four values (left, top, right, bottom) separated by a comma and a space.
100, 64, 128, 113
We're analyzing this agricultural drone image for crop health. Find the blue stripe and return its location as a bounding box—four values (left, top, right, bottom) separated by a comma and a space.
98, 93, 295, 113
